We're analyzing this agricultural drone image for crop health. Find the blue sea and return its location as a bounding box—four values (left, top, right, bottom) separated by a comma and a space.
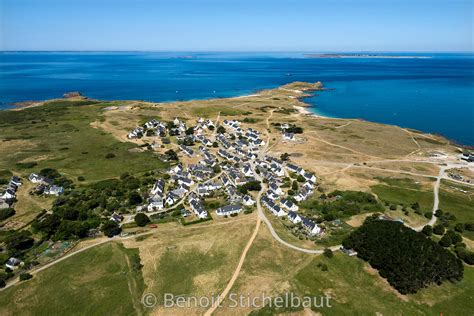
0, 52, 473, 145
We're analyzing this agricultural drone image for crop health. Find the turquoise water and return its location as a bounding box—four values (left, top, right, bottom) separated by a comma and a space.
0, 52, 473, 144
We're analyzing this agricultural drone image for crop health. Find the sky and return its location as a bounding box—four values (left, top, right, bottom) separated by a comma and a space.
0, 0, 472, 52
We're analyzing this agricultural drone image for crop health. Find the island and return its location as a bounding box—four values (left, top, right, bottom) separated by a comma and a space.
0, 82, 472, 315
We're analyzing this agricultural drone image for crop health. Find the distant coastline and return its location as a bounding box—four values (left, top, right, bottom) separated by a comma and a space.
304, 53, 431, 59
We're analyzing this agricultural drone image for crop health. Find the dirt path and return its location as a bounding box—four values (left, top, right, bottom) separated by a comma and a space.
204, 214, 261, 315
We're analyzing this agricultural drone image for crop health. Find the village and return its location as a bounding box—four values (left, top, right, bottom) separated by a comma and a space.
123, 115, 322, 236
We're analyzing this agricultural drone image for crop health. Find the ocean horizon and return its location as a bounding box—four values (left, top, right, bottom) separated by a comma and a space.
1, 51, 473, 145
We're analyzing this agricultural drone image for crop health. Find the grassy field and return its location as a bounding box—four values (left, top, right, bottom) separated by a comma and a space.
438, 180, 474, 240
0, 100, 167, 182
0, 82, 470, 315
220, 226, 474, 315
370, 184, 434, 212
121, 214, 257, 315
0, 242, 145, 316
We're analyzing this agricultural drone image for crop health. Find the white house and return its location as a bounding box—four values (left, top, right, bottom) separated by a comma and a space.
282, 132, 295, 141
44, 185, 64, 196
216, 204, 242, 216
303, 172, 317, 183
1, 189, 15, 200
269, 183, 283, 196
5, 257, 22, 270
302, 218, 322, 236
165, 192, 179, 206
243, 195, 255, 206
288, 211, 302, 224
281, 198, 299, 212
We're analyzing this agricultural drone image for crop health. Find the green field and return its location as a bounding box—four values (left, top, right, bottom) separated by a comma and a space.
240, 232, 474, 316
438, 181, 474, 240
0, 242, 145, 316
0, 100, 167, 182
371, 184, 434, 212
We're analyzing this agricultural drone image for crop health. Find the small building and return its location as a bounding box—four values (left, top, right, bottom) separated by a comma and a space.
216, 204, 242, 216
340, 246, 358, 256
281, 198, 299, 212
243, 195, 255, 206
302, 217, 322, 236
110, 213, 124, 224
288, 211, 302, 224
44, 185, 64, 196
5, 257, 22, 270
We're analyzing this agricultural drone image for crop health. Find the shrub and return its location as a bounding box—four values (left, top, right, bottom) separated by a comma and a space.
439, 235, 452, 247
102, 220, 121, 237
422, 225, 433, 236
433, 224, 445, 235
454, 223, 465, 233
0, 208, 15, 221
105, 153, 115, 159
19, 273, 33, 281
77, 176, 85, 181
323, 248, 334, 258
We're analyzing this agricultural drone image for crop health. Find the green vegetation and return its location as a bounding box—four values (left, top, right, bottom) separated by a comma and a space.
134, 213, 150, 227
192, 106, 247, 118
0, 208, 15, 221
0, 243, 145, 315
371, 182, 434, 213
438, 185, 474, 239
300, 190, 384, 221
0, 100, 167, 182
238, 181, 262, 194
153, 248, 225, 303
343, 217, 463, 294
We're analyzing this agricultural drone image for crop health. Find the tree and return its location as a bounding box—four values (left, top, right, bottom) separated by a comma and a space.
433, 224, 445, 235
454, 223, 465, 233
296, 175, 305, 183
102, 220, 121, 237
343, 219, 463, 294
32, 214, 61, 237
212, 141, 219, 148
5, 231, 34, 253
439, 235, 453, 247
323, 248, 334, 258
217, 126, 226, 134
411, 202, 420, 211
135, 213, 150, 227
291, 181, 298, 191
0, 208, 15, 221
280, 153, 290, 161
165, 149, 179, 161
128, 192, 143, 206
421, 225, 433, 236
445, 230, 462, 244
0, 278, 5, 288
185, 127, 195, 135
